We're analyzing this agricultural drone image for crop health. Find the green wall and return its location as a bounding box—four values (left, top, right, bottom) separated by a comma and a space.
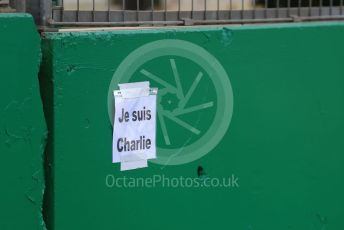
41, 22, 344, 230
0, 14, 47, 230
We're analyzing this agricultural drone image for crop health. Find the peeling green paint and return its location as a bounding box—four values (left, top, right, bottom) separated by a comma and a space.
41, 22, 344, 230
0, 14, 47, 230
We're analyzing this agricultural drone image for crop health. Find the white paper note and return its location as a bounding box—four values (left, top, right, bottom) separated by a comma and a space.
112, 81, 157, 171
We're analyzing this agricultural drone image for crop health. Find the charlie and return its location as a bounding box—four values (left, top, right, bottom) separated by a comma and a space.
117, 136, 152, 152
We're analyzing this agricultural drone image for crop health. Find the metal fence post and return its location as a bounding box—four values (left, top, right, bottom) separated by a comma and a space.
25, 0, 51, 26
40, 0, 52, 26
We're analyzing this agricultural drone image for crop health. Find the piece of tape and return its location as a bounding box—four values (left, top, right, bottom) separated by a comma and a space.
118, 81, 150, 98
121, 160, 148, 171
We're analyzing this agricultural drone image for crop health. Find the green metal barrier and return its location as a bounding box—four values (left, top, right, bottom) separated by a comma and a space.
0, 13, 47, 230
41, 22, 344, 230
